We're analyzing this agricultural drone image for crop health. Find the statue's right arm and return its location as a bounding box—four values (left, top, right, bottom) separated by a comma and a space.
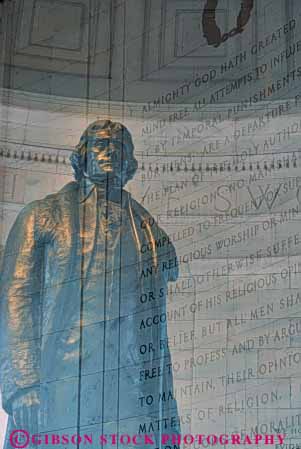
0, 201, 44, 421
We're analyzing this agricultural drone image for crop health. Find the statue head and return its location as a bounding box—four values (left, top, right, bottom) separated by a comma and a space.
70, 120, 138, 187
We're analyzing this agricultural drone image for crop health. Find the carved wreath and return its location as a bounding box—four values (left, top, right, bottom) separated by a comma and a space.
202, 0, 254, 47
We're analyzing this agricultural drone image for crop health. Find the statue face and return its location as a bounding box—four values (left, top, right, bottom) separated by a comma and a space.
84, 130, 130, 185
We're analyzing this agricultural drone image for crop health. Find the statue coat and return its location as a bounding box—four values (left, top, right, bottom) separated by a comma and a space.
0, 180, 180, 448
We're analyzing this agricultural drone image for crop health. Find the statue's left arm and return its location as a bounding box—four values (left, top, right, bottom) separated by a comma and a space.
0, 201, 44, 417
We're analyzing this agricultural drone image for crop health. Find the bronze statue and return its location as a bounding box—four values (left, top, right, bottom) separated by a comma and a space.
0, 120, 180, 448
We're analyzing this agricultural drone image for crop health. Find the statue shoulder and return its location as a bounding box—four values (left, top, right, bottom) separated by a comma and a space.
128, 194, 170, 238
128, 195, 161, 231
11, 182, 79, 235
43, 181, 79, 203
128, 194, 178, 282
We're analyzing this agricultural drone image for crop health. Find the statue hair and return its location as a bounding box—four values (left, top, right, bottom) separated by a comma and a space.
70, 120, 138, 184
